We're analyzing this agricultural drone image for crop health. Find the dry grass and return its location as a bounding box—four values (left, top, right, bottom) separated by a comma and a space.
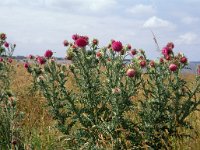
10, 61, 200, 149
11, 62, 65, 149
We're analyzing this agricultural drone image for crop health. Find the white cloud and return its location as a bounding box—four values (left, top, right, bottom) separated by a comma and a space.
0, 5, 143, 56
176, 32, 199, 45
1, 0, 43, 6
43, 0, 117, 12
181, 16, 199, 24
184, 0, 200, 3
87, 0, 117, 11
127, 4, 155, 15
143, 16, 175, 29
1, 0, 117, 12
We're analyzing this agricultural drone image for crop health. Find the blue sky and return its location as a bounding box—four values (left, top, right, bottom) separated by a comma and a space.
0, 0, 199, 61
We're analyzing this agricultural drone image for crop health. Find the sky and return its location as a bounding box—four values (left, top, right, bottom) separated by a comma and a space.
0, 0, 200, 61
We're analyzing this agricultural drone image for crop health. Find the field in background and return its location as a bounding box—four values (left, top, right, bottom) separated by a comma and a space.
11, 62, 200, 149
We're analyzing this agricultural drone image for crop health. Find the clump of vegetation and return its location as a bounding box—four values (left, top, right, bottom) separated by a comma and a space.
0, 33, 24, 149
24, 34, 200, 149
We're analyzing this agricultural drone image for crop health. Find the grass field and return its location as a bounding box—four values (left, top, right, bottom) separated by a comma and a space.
9, 62, 200, 149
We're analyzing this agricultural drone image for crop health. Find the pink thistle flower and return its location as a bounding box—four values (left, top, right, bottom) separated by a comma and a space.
44, 50, 53, 58
4, 42, 9, 48
166, 42, 174, 50
37, 56, 46, 65
126, 68, 136, 77
0, 57, 3, 62
24, 63, 29, 69
75, 38, 88, 47
169, 64, 178, 72
162, 47, 171, 56
111, 41, 123, 52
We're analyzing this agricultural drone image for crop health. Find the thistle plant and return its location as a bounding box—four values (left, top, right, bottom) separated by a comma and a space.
137, 43, 200, 149
26, 34, 200, 149
0, 33, 23, 149
26, 35, 144, 149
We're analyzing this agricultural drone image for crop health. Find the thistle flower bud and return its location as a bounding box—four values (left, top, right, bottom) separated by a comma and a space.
37, 56, 46, 65
4, 42, 9, 48
160, 58, 164, 64
112, 87, 121, 94
28, 54, 34, 59
92, 39, 99, 45
63, 40, 69, 47
72, 34, 80, 40
24, 62, 29, 69
127, 44, 131, 50
180, 56, 187, 64
149, 60, 155, 68
8, 58, 12, 63
96, 51, 102, 58
0, 33, 6, 40
169, 64, 178, 72
126, 69, 136, 77
130, 49, 137, 56
140, 60, 146, 68
37, 75, 45, 82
